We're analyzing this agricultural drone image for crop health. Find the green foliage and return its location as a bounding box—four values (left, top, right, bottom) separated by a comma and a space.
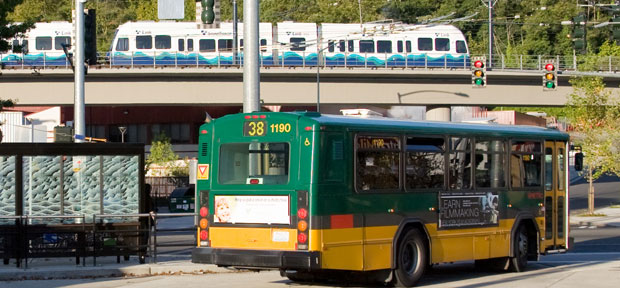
566, 76, 620, 179
146, 132, 188, 177
1, 0, 34, 52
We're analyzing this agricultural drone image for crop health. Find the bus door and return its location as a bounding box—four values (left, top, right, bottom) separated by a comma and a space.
543, 141, 567, 251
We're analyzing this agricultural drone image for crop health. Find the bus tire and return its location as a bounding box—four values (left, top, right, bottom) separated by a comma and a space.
393, 229, 427, 287
509, 225, 528, 272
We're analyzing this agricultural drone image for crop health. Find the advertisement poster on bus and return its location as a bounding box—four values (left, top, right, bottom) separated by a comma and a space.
438, 191, 499, 229
213, 195, 290, 224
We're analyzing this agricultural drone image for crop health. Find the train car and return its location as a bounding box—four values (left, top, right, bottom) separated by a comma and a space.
0, 22, 72, 68
320, 23, 469, 68
108, 21, 273, 66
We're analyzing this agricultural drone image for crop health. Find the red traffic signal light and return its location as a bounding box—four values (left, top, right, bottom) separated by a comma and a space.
544, 63, 555, 71
474, 60, 484, 69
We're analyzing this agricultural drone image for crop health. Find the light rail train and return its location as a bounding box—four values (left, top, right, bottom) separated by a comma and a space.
1, 21, 470, 68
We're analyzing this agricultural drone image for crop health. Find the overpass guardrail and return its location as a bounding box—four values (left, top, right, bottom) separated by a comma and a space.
3, 52, 620, 73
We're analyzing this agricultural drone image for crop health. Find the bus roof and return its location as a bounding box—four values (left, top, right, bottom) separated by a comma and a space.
211, 112, 569, 141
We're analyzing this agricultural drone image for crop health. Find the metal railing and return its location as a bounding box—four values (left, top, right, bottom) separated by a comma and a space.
0, 212, 196, 268
4, 51, 620, 72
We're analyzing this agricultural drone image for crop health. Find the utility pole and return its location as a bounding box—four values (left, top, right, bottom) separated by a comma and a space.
243, 0, 260, 113
74, 0, 87, 143
488, 0, 494, 69
232, 0, 238, 65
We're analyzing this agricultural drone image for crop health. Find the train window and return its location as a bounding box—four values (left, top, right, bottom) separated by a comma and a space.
199, 39, 215, 52
475, 140, 506, 188
377, 40, 392, 53
435, 38, 450, 51
339, 40, 346, 52
136, 36, 152, 49
359, 40, 374, 53
54, 36, 70, 50
348, 40, 354, 52
12, 40, 19, 53
188, 39, 194, 51
418, 38, 432, 51
290, 37, 306, 51
456, 40, 467, 53
115, 38, 129, 51
240, 39, 243, 48
406, 137, 445, 190
218, 39, 233, 52
328, 40, 335, 52
261, 39, 267, 52
22, 40, 28, 53
397, 40, 403, 53
155, 35, 171, 49
406, 41, 412, 53
178, 39, 185, 51
449, 137, 472, 190
36, 37, 52, 50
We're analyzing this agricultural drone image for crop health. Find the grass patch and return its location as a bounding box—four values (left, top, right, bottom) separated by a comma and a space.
610, 205, 620, 208
578, 213, 607, 217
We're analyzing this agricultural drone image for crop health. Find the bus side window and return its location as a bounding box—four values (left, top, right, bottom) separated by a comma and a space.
406, 136, 445, 190
320, 133, 345, 182
510, 141, 542, 188
355, 135, 401, 192
475, 139, 506, 188
449, 137, 471, 189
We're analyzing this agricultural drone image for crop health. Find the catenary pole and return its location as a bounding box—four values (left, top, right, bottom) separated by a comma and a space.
243, 0, 260, 113
74, 0, 87, 142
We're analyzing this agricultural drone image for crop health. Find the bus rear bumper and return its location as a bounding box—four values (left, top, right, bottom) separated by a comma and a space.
192, 247, 321, 270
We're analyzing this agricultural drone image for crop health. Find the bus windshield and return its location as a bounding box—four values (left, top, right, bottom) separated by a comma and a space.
219, 142, 289, 185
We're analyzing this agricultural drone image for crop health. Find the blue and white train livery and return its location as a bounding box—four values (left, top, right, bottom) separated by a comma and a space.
1, 21, 470, 68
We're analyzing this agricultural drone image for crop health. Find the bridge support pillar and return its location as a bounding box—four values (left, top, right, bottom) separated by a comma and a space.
425, 105, 451, 122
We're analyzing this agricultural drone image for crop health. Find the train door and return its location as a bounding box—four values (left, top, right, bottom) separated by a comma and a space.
543, 141, 567, 251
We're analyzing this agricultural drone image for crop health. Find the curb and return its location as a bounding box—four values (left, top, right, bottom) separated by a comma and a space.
0, 264, 235, 281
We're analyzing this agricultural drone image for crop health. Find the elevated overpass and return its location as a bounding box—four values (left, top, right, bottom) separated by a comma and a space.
4, 67, 618, 108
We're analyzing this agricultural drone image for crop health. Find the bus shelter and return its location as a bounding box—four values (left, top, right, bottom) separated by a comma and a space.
0, 143, 147, 266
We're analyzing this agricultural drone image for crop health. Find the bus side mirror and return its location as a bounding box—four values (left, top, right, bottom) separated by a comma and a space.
574, 152, 583, 171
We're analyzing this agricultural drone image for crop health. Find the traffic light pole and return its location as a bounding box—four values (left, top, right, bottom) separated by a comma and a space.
74, 0, 86, 143
488, 0, 493, 69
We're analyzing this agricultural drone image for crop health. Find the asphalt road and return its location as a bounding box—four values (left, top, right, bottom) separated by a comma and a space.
569, 174, 620, 213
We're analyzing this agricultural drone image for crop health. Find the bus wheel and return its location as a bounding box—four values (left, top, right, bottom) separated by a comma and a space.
393, 229, 427, 287
509, 225, 528, 272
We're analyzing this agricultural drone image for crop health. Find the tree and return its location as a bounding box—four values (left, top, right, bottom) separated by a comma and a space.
566, 76, 620, 215
1, 0, 35, 52
146, 133, 189, 179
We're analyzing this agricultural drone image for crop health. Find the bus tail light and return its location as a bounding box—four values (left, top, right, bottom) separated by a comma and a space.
297, 232, 307, 244
296, 190, 309, 250
198, 190, 210, 247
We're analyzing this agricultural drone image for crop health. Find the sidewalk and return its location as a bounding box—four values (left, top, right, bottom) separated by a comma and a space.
570, 206, 620, 228
0, 255, 236, 281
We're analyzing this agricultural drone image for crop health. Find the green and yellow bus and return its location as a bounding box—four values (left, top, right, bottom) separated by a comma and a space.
191, 111, 569, 286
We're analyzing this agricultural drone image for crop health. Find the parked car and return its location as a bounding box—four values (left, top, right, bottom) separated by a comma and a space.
168, 186, 195, 213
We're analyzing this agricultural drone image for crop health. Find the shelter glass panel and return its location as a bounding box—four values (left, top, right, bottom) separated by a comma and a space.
63, 156, 101, 222
103, 155, 140, 222
22, 156, 62, 223
0, 156, 16, 223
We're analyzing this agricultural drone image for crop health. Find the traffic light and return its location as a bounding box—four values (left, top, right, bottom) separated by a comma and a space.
543, 61, 557, 91
471, 57, 486, 88
201, 0, 215, 24
84, 9, 97, 66
572, 14, 586, 53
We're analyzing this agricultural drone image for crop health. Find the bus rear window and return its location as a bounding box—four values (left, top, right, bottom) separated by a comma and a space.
219, 142, 289, 185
